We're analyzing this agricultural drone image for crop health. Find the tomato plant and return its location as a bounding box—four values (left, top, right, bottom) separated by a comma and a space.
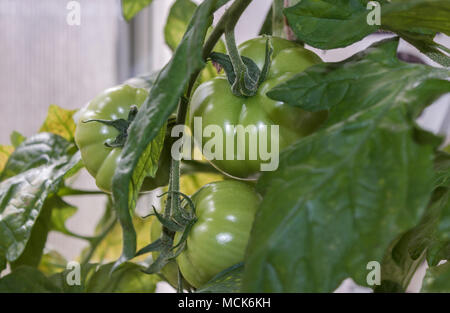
0, 0, 449, 297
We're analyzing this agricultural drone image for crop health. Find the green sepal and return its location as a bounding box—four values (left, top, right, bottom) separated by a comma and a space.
257, 38, 273, 86
168, 241, 187, 260
152, 206, 184, 232
142, 249, 172, 275
172, 218, 197, 250
209, 37, 273, 97
82, 105, 139, 148
135, 238, 163, 257
210, 52, 259, 89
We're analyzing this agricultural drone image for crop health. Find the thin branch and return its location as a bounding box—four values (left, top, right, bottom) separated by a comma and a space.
273, 0, 285, 38
202, 0, 253, 60
81, 218, 117, 266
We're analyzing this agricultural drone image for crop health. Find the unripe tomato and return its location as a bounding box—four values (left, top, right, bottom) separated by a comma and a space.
176, 180, 261, 288
75, 84, 170, 192
190, 36, 328, 178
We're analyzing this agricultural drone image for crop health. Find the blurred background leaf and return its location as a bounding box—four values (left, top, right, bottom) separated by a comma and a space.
39, 105, 77, 142
121, 0, 154, 22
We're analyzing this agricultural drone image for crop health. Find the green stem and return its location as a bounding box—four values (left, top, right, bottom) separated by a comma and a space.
61, 231, 93, 242
272, 0, 285, 38
181, 160, 219, 175
81, 218, 117, 266
159, 0, 254, 292
202, 0, 253, 60
164, 98, 188, 222
174, 0, 254, 177
169, 158, 181, 220
224, 29, 247, 80
57, 186, 105, 197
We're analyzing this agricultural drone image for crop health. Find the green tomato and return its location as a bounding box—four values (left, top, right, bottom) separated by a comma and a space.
190, 36, 328, 178
75, 84, 170, 192
176, 180, 261, 288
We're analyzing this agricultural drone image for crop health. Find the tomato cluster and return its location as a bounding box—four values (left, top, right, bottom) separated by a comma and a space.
74, 36, 326, 289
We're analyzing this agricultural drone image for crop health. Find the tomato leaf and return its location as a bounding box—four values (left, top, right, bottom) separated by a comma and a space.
39, 105, 77, 142
196, 263, 244, 293
0, 133, 81, 271
243, 39, 449, 292
284, 0, 381, 49
0, 266, 61, 293
111, 124, 165, 271
10, 200, 53, 270
381, 0, 450, 36
421, 262, 450, 292
124, 72, 159, 90
38, 250, 67, 276
425, 190, 450, 266
445, 145, 450, 154
375, 189, 447, 292
284, 0, 450, 66
376, 151, 450, 292
434, 150, 450, 189
85, 262, 159, 293
164, 0, 198, 51
121, 0, 153, 22
163, 0, 226, 87
374, 235, 425, 292
9, 195, 81, 272
0, 145, 14, 177
0, 133, 76, 180
268, 39, 450, 116
111, 0, 230, 271
426, 153, 450, 266
10, 131, 26, 148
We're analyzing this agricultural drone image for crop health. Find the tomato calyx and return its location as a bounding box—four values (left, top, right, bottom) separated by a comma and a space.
210, 34, 273, 97
154, 191, 197, 250
138, 190, 197, 278
82, 105, 138, 148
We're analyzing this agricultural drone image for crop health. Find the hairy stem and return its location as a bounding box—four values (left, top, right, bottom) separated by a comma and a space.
202, 0, 253, 60
175, 0, 254, 164
165, 98, 188, 222
169, 158, 181, 219
224, 29, 247, 82
158, 0, 253, 293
